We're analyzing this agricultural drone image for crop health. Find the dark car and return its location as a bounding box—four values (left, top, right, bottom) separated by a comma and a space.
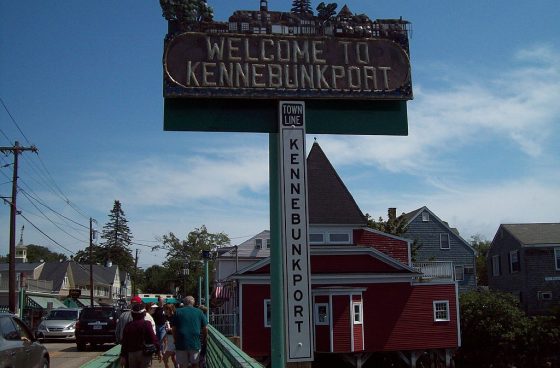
0, 313, 50, 368
75, 306, 118, 351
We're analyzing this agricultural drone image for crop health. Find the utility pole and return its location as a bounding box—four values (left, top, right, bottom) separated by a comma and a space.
0, 141, 37, 314
132, 249, 139, 296
89, 218, 94, 307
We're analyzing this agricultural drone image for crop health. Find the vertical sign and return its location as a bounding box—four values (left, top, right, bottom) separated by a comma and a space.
279, 101, 314, 362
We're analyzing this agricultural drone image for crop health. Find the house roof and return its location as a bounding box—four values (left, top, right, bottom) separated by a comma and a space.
222, 230, 271, 258
501, 223, 560, 246
0, 262, 43, 272
307, 142, 367, 226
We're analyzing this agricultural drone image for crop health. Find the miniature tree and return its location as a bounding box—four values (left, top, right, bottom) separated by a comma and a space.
291, 0, 313, 16
160, 0, 214, 25
316, 2, 337, 23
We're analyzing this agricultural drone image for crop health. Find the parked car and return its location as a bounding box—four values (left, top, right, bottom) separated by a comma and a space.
0, 312, 50, 368
75, 306, 118, 351
36, 308, 80, 341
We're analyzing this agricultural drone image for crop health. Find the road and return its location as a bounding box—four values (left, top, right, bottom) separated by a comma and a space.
43, 340, 113, 368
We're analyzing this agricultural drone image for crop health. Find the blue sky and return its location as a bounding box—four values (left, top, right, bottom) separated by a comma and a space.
1, 1, 559, 268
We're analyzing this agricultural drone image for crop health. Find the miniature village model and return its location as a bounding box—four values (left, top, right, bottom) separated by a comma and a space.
161, 0, 412, 100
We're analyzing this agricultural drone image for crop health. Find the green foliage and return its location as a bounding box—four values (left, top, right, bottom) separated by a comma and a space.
365, 212, 407, 236
469, 234, 490, 286
156, 225, 230, 297
316, 2, 337, 23
159, 0, 214, 25
291, 0, 313, 15
99, 200, 134, 272
26, 244, 67, 263
140, 265, 175, 294
458, 290, 560, 367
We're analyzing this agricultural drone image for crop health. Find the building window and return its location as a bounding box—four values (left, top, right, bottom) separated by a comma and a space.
241, 22, 249, 31
352, 302, 363, 324
509, 250, 520, 273
329, 233, 350, 243
422, 212, 429, 222
255, 239, 263, 249
538, 292, 553, 301
433, 301, 450, 322
440, 234, 450, 250
464, 265, 475, 275
264, 299, 271, 327
314, 303, 329, 325
492, 255, 501, 276
555, 248, 560, 271
454, 265, 464, 281
309, 233, 324, 244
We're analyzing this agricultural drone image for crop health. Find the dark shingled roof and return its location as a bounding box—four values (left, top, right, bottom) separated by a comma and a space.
502, 223, 560, 245
307, 142, 366, 226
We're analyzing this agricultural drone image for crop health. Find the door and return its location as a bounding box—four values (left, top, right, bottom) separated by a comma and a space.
0, 316, 23, 368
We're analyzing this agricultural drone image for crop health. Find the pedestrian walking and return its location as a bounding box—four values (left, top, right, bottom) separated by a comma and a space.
120, 303, 162, 368
172, 296, 208, 368
163, 304, 178, 368
153, 296, 168, 347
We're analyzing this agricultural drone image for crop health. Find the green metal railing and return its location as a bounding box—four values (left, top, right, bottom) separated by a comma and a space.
80, 324, 264, 368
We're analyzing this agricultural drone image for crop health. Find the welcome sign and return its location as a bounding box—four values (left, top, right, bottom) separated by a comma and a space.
164, 33, 411, 100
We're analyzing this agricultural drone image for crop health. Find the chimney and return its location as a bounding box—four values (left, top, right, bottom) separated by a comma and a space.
388, 208, 397, 221
260, 0, 268, 11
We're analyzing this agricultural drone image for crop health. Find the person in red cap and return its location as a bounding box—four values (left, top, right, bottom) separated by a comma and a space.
116, 296, 143, 344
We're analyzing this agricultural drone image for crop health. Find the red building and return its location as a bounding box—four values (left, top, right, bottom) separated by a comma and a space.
222, 143, 459, 368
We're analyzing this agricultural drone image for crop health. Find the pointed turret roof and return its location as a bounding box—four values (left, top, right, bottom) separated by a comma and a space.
307, 142, 366, 226
338, 5, 353, 17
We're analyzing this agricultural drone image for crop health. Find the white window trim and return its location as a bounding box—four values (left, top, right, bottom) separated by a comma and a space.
255, 238, 263, 249
352, 302, 363, 324
310, 230, 352, 245
454, 265, 464, 282
492, 255, 500, 276
421, 212, 429, 222
555, 248, 560, 271
509, 250, 520, 273
309, 233, 325, 244
264, 299, 271, 328
433, 300, 450, 322
538, 291, 553, 301
314, 303, 329, 325
440, 233, 450, 250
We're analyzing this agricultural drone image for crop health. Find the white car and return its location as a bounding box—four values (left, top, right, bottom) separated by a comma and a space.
36, 308, 80, 341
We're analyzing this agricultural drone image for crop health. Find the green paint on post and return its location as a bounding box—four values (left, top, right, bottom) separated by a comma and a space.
269, 133, 286, 368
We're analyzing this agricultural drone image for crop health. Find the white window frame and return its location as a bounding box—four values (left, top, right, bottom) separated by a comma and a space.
492, 255, 501, 276
255, 238, 263, 249
309, 233, 324, 244
314, 303, 329, 325
509, 250, 520, 273
555, 248, 560, 271
440, 233, 450, 250
352, 302, 363, 324
421, 212, 429, 222
538, 292, 553, 301
433, 300, 450, 322
464, 265, 475, 275
266, 238, 271, 249
454, 265, 464, 281
264, 299, 271, 328
328, 232, 351, 243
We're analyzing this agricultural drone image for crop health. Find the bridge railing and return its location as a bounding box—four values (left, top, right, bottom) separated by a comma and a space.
80, 324, 264, 368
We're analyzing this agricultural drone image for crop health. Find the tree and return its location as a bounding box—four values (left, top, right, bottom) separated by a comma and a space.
365, 211, 407, 236
291, 0, 313, 16
470, 234, 491, 286
26, 244, 67, 263
98, 200, 134, 273
140, 265, 175, 294
316, 2, 337, 23
156, 225, 230, 298
160, 0, 214, 25
73, 244, 104, 265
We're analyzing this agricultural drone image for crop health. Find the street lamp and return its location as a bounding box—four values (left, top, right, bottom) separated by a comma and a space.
201, 250, 214, 319
181, 261, 189, 299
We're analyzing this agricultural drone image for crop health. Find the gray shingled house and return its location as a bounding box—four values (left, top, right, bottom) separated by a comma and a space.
402, 207, 477, 293
487, 223, 560, 315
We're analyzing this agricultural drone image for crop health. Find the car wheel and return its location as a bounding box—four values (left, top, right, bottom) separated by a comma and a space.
41, 356, 50, 368
76, 341, 86, 351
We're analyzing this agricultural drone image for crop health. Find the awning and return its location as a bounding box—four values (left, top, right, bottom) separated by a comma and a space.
141, 297, 178, 304
76, 298, 100, 307
27, 295, 67, 309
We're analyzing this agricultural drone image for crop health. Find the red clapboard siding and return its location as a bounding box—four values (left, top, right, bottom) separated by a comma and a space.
352, 294, 364, 351
354, 229, 409, 264
312, 255, 405, 274
332, 295, 351, 353
362, 283, 458, 351
241, 284, 271, 357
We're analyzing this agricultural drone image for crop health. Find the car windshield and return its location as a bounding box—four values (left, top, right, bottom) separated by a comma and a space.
81, 308, 114, 319
46, 310, 79, 320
